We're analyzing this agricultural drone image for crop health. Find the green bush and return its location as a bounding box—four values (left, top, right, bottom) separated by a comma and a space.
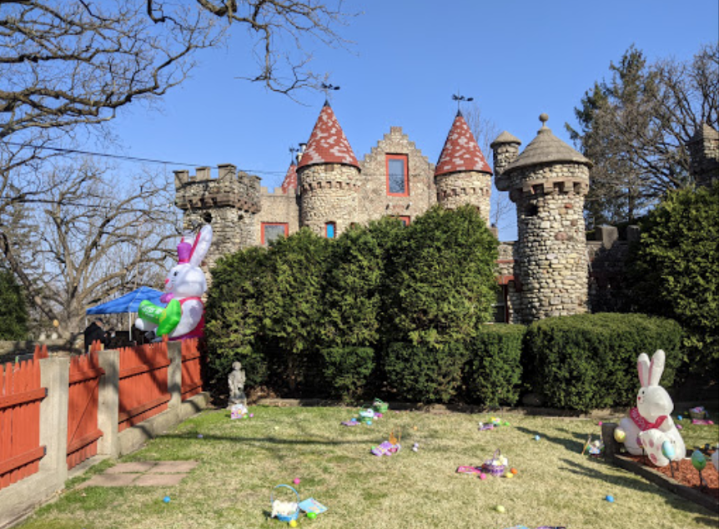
386, 205, 499, 347
0, 270, 28, 340
205, 246, 271, 389
624, 183, 719, 377
524, 313, 682, 411
465, 324, 526, 407
385, 341, 468, 403
321, 347, 376, 401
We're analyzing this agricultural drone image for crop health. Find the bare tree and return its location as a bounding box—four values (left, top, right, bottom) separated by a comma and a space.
567, 43, 719, 225
2, 159, 178, 342
464, 104, 513, 231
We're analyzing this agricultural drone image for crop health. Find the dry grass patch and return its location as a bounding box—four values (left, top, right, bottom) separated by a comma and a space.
16, 406, 719, 529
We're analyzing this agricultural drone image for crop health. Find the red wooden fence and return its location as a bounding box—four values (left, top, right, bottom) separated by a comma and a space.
0, 354, 46, 490
181, 339, 203, 401
66, 351, 104, 470
118, 342, 170, 432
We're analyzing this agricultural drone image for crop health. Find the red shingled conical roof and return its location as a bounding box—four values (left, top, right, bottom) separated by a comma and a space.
435, 111, 492, 176
297, 102, 359, 169
280, 162, 297, 193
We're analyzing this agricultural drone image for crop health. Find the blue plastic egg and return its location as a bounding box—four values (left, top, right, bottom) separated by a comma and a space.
534, 435, 540, 441
163, 496, 171, 503
677, 415, 683, 421
661, 441, 676, 459
605, 495, 614, 503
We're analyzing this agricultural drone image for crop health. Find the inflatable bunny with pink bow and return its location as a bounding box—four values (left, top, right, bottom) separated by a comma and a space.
617, 350, 685, 467
135, 225, 212, 341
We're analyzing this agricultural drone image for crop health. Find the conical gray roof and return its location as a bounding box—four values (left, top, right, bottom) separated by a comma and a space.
490, 131, 522, 148
504, 115, 592, 173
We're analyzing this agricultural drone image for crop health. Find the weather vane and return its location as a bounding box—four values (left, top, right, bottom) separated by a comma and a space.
452, 91, 474, 111
321, 82, 341, 103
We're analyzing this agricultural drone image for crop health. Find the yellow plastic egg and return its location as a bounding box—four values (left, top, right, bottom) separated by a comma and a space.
289, 520, 297, 528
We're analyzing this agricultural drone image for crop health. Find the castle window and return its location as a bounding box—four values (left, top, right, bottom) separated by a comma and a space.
202, 212, 213, 224
325, 222, 336, 238
386, 154, 409, 196
493, 285, 509, 323
525, 204, 539, 217
261, 223, 288, 245
398, 216, 410, 226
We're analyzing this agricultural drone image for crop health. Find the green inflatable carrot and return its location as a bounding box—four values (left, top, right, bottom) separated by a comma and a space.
138, 299, 182, 336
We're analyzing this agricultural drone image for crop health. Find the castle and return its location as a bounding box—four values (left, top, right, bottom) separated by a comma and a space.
174, 103, 719, 324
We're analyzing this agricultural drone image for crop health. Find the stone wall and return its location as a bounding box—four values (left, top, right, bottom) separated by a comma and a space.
436, 170, 492, 226
257, 188, 300, 245
298, 163, 360, 236
358, 127, 436, 225
512, 163, 590, 323
688, 125, 719, 188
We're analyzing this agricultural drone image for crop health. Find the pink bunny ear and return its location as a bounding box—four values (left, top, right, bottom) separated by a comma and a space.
637, 353, 650, 387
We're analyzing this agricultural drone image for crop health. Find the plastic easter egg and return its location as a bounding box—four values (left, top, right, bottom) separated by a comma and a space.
598, 421, 603, 426
677, 415, 683, 421
289, 520, 297, 528
605, 495, 614, 503
504, 421, 510, 426
367, 420, 373, 425
613, 428, 626, 443
293, 478, 301, 485
691, 450, 707, 471
495, 505, 506, 513
479, 473, 487, 480
534, 435, 540, 441
505, 472, 514, 479
163, 496, 171, 503
307, 512, 317, 520
510, 468, 518, 475
249, 413, 254, 418
661, 441, 676, 460
197, 434, 203, 439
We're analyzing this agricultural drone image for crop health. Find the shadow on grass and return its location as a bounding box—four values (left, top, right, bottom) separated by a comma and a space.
160, 431, 367, 446
559, 458, 719, 526
515, 426, 588, 453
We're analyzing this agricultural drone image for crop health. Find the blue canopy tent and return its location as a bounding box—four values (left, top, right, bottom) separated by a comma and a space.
86, 286, 166, 335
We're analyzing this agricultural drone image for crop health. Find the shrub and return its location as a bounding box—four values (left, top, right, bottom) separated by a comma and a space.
386, 205, 499, 347
385, 341, 468, 403
524, 313, 682, 411
624, 183, 719, 377
205, 246, 270, 389
0, 270, 28, 340
465, 324, 526, 407
321, 347, 375, 401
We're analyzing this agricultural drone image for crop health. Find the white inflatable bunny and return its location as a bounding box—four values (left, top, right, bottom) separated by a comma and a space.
618, 350, 685, 467
135, 225, 212, 341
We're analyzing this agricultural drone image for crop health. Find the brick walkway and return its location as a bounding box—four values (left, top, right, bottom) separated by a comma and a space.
79, 461, 198, 488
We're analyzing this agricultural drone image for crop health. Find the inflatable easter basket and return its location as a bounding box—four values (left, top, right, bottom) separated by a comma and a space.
482, 449, 506, 477
270, 484, 300, 522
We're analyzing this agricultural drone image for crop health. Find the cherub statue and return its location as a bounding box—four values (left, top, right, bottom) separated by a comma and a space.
228, 361, 247, 406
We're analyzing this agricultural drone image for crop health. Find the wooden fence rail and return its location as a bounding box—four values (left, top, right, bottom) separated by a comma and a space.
67, 351, 104, 470
0, 356, 45, 491
118, 341, 170, 432
181, 339, 203, 401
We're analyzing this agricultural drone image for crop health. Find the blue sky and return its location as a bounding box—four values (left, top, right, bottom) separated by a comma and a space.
110, 0, 718, 241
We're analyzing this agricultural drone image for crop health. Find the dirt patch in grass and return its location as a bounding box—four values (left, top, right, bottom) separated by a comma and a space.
626, 453, 719, 501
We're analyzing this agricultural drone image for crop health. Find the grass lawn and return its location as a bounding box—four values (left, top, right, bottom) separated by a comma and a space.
16, 406, 719, 529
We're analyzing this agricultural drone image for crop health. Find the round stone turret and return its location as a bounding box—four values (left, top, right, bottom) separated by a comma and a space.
297, 102, 360, 237
502, 114, 593, 323
490, 131, 522, 192
435, 111, 493, 226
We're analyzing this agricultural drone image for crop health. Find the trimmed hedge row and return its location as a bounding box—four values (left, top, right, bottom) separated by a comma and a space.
523, 313, 682, 411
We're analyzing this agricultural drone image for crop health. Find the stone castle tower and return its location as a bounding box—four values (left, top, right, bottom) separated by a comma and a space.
296, 101, 361, 238
688, 122, 719, 188
491, 114, 592, 323
435, 110, 493, 224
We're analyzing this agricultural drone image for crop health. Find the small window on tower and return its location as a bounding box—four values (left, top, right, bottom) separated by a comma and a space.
326, 222, 336, 239
525, 204, 539, 217
386, 154, 409, 196
261, 223, 288, 245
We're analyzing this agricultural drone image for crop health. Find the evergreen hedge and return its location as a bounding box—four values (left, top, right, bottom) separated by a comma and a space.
321, 346, 376, 402
0, 270, 28, 340
523, 313, 682, 411
465, 324, 526, 407
385, 341, 468, 403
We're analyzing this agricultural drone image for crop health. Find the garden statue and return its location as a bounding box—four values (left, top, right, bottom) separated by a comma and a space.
135, 225, 212, 340
228, 361, 247, 406
616, 349, 685, 467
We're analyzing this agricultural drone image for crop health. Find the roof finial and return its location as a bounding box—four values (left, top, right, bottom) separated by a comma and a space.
539, 113, 549, 128
321, 81, 340, 104
452, 91, 474, 114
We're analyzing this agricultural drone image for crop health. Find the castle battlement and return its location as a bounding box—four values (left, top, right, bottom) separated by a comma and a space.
175, 164, 261, 214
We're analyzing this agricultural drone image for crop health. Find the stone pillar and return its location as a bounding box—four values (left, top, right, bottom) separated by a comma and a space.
39, 357, 70, 481
167, 341, 182, 410
97, 349, 120, 458
596, 225, 618, 249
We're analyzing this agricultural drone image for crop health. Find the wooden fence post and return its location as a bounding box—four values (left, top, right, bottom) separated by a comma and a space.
97, 350, 119, 458
38, 357, 69, 485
